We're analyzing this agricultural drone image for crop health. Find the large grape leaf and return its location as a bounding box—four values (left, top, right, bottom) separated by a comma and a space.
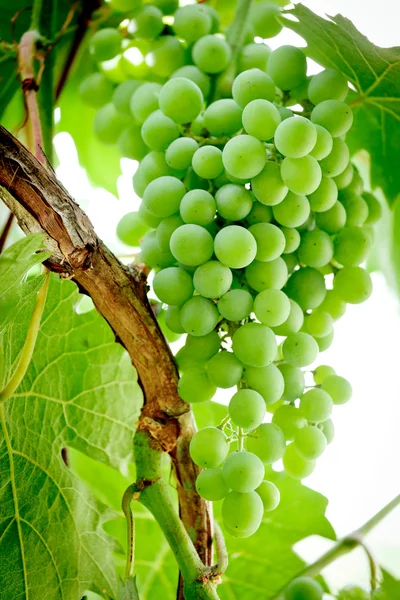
281, 4, 400, 205
0, 236, 142, 600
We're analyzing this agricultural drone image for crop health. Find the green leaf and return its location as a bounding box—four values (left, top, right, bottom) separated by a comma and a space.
373, 568, 400, 599
282, 4, 400, 204
0, 238, 143, 599
118, 576, 140, 600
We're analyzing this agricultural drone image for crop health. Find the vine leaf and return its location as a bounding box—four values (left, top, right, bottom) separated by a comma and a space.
0, 236, 142, 599
374, 568, 400, 598
281, 3, 400, 205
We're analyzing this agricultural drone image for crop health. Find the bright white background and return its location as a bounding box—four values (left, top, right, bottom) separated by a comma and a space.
52, 0, 400, 594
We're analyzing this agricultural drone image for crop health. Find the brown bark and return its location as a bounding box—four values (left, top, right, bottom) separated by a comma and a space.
0, 124, 212, 566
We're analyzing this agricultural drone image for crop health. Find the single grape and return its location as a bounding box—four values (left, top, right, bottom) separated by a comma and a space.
272, 405, 307, 441
175, 346, 205, 371
214, 225, 257, 269
137, 150, 175, 192
294, 425, 327, 459
130, 82, 162, 124
311, 100, 353, 137
246, 422, 286, 463
156, 215, 184, 252
282, 332, 319, 367
192, 34, 232, 74
247, 201, 273, 225
298, 229, 334, 268
278, 106, 294, 120
166, 138, 199, 172
272, 299, 304, 336
215, 184, 253, 221
281, 156, 322, 195
170, 224, 214, 266
284, 576, 323, 600
272, 192, 310, 228
250, 1, 282, 38
308, 176, 338, 212
158, 309, 182, 343
218, 289, 253, 321
143, 176, 185, 217
207, 351, 243, 388
203, 99, 242, 136
112, 80, 143, 116
256, 480, 280, 511
79, 73, 114, 108
243, 363, 285, 405
222, 451, 265, 493
319, 137, 350, 177
153, 267, 194, 306
306, 310, 333, 338
334, 162, 354, 190
233, 68, 276, 108
185, 331, 221, 362
178, 367, 216, 403
222, 490, 264, 535
319, 418, 335, 444
308, 69, 348, 105
245, 257, 288, 292
193, 261, 232, 299
274, 117, 317, 158
192, 146, 223, 180
130, 5, 164, 39
229, 389, 266, 430
173, 4, 212, 42
190, 426, 229, 468
118, 125, 148, 160
334, 266, 372, 304
278, 363, 305, 402
313, 365, 336, 385
285, 267, 326, 310
223, 134, 267, 180
316, 201, 347, 234
283, 443, 316, 479
159, 77, 204, 124
334, 226, 371, 267
248, 223, 285, 262
180, 296, 219, 336
232, 322, 277, 368
309, 124, 333, 160
316, 329, 334, 352
202, 4, 220, 33
254, 289, 291, 327
196, 468, 230, 501
267, 45, 307, 90
251, 161, 288, 206
281, 227, 301, 254
171, 65, 211, 99
363, 192, 382, 225
140, 230, 174, 268
340, 193, 369, 226
300, 388, 333, 422
117, 212, 149, 246
238, 43, 271, 72
179, 190, 216, 227
90, 28, 122, 62
165, 305, 185, 333
322, 374, 352, 405
141, 110, 179, 151
147, 36, 185, 78
94, 103, 129, 144
242, 99, 281, 140
120, 43, 150, 80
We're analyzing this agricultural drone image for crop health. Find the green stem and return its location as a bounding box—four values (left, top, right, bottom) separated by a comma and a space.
226, 0, 254, 63
0, 269, 50, 404
270, 494, 400, 600
122, 484, 136, 579
210, 522, 228, 577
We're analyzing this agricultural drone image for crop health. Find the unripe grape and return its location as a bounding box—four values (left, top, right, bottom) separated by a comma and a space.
218, 289, 253, 322
90, 28, 122, 62
229, 389, 266, 430
294, 425, 327, 459
322, 374, 352, 405
190, 426, 229, 468
117, 212, 149, 247
334, 266, 372, 304
233, 69, 276, 108
246, 422, 286, 463
283, 443, 316, 479
300, 388, 333, 423
180, 296, 219, 336
232, 322, 277, 367
267, 45, 307, 90
196, 468, 229, 501
222, 490, 264, 535
222, 451, 265, 493
282, 333, 319, 367
178, 367, 216, 403
284, 576, 323, 599
256, 480, 280, 511
192, 34, 232, 74
272, 405, 307, 441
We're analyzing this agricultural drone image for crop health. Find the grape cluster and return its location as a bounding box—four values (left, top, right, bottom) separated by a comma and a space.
81, 0, 381, 539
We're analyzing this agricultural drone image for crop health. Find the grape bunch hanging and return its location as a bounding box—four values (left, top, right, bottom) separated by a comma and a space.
80, 0, 381, 539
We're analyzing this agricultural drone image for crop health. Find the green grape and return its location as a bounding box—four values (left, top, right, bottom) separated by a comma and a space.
319, 418, 334, 444
192, 34, 232, 74
285, 267, 326, 310
229, 389, 266, 429
311, 100, 353, 137
153, 267, 194, 306
140, 230, 175, 268
245, 257, 288, 292
185, 331, 221, 362
112, 80, 143, 116
284, 576, 323, 600
300, 388, 333, 422
143, 175, 185, 217
254, 289, 290, 327
192, 146, 224, 180
283, 443, 316, 479
334, 226, 371, 267
138, 205, 163, 230
109, 0, 138, 11
120, 43, 150, 81
246, 423, 285, 463
93, 103, 129, 144
334, 162, 354, 189
238, 43, 271, 72
118, 125, 148, 160
256, 480, 280, 512
158, 309, 182, 343
298, 229, 333, 268
171, 65, 211, 99
179, 189, 216, 226
243, 364, 285, 405
183, 167, 209, 192
308, 176, 338, 212
278, 363, 305, 402
222, 451, 265, 492
130, 82, 162, 124
207, 351, 243, 388
130, 5, 164, 39
363, 192, 382, 225
215, 184, 253, 221
246, 201, 273, 225
250, 1, 282, 37
316, 329, 334, 352
165, 305, 185, 333
272, 405, 307, 441
251, 161, 288, 206
137, 150, 176, 192
170, 224, 214, 266
306, 310, 333, 338
281, 227, 301, 254
222, 490, 264, 535
272, 192, 310, 228
152, 0, 179, 15
319, 137, 350, 177
274, 117, 317, 158
196, 468, 229, 501
272, 299, 304, 336
173, 4, 212, 42
203, 99, 242, 136
232, 68, 276, 108
334, 266, 372, 304
214, 226, 257, 269
232, 322, 277, 368
242, 99, 281, 140
90, 28, 122, 62
267, 45, 307, 90
190, 426, 229, 468
248, 223, 285, 262
159, 77, 203, 124
166, 137, 199, 171
322, 374, 352, 405
316, 200, 347, 234
281, 156, 322, 195
141, 109, 179, 151
278, 106, 294, 121
340, 193, 368, 226
147, 36, 185, 78
282, 332, 319, 367
175, 346, 205, 371
345, 165, 364, 195
222, 135, 267, 180
180, 296, 219, 336
282, 253, 299, 275
308, 69, 348, 105
313, 365, 336, 385
193, 261, 232, 298
217, 289, 253, 321
79, 73, 114, 108
178, 367, 216, 403
117, 212, 149, 246
156, 215, 184, 252
307, 125, 333, 161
